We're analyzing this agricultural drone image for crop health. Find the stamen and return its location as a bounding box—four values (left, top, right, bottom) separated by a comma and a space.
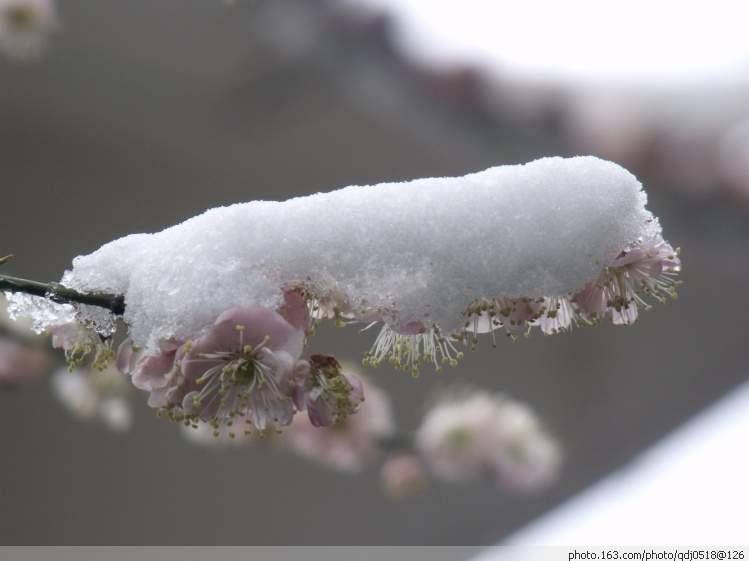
365, 324, 463, 376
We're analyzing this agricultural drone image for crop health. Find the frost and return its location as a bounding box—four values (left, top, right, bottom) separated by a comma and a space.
60, 156, 658, 353
5, 291, 117, 337
75, 304, 118, 338
5, 291, 77, 334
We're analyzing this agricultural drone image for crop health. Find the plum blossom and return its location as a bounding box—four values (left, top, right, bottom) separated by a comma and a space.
47, 319, 115, 372
0, 0, 58, 62
304, 287, 383, 333
116, 291, 372, 438
380, 452, 427, 497
9, 157, 680, 378
285, 369, 395, 472
292, 354, 364, 427
415, 391, 561, 494
571, 234, 681, 325
456, 233, 681, 351
0, 295, 50, 384
489, 399, 563, 495
116, 337, 181, 409
365, 323, 465, 377
364, 232, 679, 375
50, 363, 133, 432
416, 392, 504, 482
171, 303, 305, 436
0, 336, 49, 385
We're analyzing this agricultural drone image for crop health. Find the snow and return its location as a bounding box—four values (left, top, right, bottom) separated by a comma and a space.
15, 156, 657, 353
336, 0, 749, 86
472, 377, 749, 547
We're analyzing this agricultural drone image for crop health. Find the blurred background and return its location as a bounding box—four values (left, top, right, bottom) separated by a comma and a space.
1, 0, 748, 545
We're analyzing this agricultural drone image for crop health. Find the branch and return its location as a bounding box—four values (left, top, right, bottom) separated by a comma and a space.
0, 255, 125, 315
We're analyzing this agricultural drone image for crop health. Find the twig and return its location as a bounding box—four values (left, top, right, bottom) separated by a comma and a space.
0, 255, 125, 315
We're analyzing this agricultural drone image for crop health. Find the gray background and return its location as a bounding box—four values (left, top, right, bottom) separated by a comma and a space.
1, 0, 748, 545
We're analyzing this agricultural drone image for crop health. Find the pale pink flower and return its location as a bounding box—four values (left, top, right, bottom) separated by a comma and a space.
488, 399, 562, 495
572, 234, 681, 325
415, 391, 562, 494
533, 296, 575, 335
285, 370, 395, 472
115, 337, 181, 409
116, 338, 177, 391
0, 337, 49, 384
175, 304, 305, 436
380, 452, 427, 497
415, 392, 503, 482
463, 296, 546, 349
0, 0, 58, 62
304, 287, 382, 332
364, 232, 681, 369
47, 320, 114, 371
365, 324, 464, 376
50, 363, 133, 432
279, 290, 311, 333
292, 354, 364, 427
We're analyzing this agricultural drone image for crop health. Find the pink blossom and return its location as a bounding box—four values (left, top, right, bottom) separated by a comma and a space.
47, 320, 114, 371
365, 324, 464, 376
285, 369, 395, 472
415, 392, 503, 482
116, 338, 179, 389
175, 304, 305, 436
50, 363, 133, 432
292, 354, 364, 427
415, 391, 562, 494
533, 296, 575, 335
0, 0, 58, 62
572, 235, 681, 325
279, 290, 311, 333
0, 337, 49, 384
115, 338, 181, 409
380, 452, 427, 497
488, 399, 562, 495
304, 287, 382, 332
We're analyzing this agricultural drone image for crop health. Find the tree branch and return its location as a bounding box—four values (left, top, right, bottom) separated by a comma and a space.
1, 256, 125, 315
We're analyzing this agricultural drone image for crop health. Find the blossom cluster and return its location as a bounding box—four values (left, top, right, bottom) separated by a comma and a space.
185, 364, 561, 496
4, 293, 562, 494
0, 0, 57, 62
415, 391, 561, 495
351, 233, 679, 375
1, 156, 681, 495
116, 291, 363, 437
4, 156, 680, 428
50, 362, 133, 432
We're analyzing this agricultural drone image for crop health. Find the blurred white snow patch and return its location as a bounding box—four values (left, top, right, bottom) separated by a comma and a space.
331, 1, 749, 198
333, 0, 749, 85
471, 378, 749, 550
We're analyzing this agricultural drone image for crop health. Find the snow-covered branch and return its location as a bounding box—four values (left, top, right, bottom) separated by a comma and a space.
4, 156, 680, 447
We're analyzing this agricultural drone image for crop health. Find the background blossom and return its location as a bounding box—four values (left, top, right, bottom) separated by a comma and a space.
285, 369, 395, 472
0, 0, 57, 62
